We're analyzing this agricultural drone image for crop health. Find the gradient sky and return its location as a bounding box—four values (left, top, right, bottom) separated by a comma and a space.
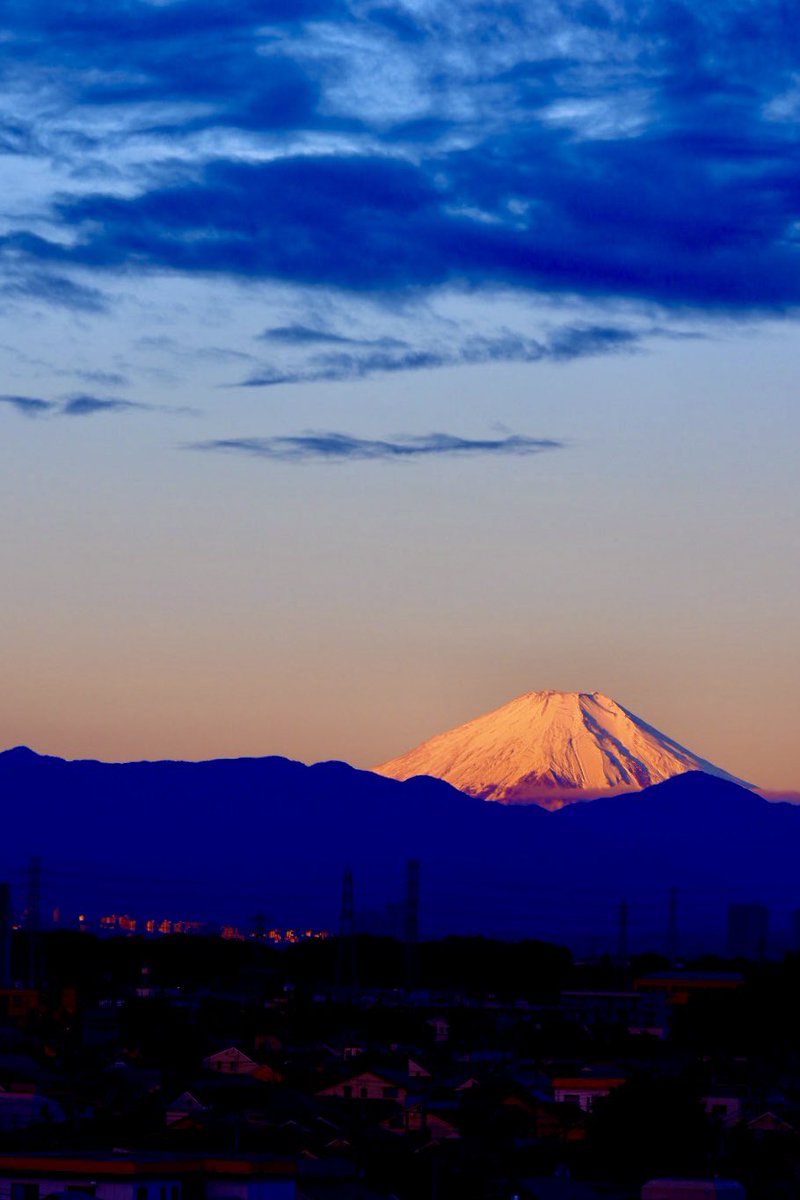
0, 0, 798, 788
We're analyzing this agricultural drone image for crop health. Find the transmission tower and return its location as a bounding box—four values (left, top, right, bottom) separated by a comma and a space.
0, 884, 11, 987
666, 887, 679, 961
337, 866, 357, 991
26, 856, 41, 988
405, 859, 420, 991
617, 897, 629, 963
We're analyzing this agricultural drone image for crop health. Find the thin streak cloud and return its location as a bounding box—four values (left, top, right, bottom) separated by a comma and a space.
241, 325, 643, 387
0, 392, 191, 418
188, 431, 565, 463
258, 324, 407, 349
1, 272, 108, 313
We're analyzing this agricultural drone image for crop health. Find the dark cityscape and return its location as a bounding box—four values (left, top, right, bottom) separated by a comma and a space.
0, 857, 799, 1198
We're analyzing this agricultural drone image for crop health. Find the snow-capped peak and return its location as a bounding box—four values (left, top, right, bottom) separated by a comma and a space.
373, 689, 750, 807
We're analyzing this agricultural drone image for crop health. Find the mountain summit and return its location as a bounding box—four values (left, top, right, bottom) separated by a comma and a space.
374, 689, 751, 807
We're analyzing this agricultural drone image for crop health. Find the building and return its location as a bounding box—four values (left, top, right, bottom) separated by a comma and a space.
202, 1047, 259, 1075
551, 1067, 626, 1112
0, 989, 44, 1024
634, 971, 744, 1006
641, 1181, 745, 1200
317, 1069, 408, 1103
164, 1091, 208, 1126
702, 1089, 744, 1128
0, 1153, 295, 1200
561, 990, 668, 1037
0, 1093, 66, 1131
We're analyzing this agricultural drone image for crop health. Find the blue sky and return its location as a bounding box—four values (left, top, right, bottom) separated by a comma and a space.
0, 0, 799, 786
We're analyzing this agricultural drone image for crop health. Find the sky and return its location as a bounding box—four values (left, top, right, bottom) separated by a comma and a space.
0, 0, 798, 789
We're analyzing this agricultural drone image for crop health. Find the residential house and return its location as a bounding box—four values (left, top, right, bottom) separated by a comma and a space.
316, 1070, 408, 1103
746, 1111, 796, 1137
203, 1047, 259, 1075
702, 1090, 744, 1128
551, 1067, 626, 1112
165, 1091, 208, 1126
382, 1100, 460, 1141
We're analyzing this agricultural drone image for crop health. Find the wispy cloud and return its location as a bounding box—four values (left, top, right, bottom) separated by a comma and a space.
71, 369, 129, 388
0, 392, 183, 418
258, 324, 407, 349
240, 325, 643, 386
0, 393, 54, 417
0, 271, 108, 313
188, 431, 565, 462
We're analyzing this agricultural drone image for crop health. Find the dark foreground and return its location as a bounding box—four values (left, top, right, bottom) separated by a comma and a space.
0, 931, 799, 1198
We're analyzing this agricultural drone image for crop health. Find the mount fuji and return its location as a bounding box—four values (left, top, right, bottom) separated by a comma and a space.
374, 689, 751, 807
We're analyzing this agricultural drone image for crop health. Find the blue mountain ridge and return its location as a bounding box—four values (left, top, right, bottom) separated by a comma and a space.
0, 749, 796, 949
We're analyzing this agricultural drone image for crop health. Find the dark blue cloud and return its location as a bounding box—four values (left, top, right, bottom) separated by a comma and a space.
9, 126, 800, 311
189, 431, 564, 462
3, 0, 339, 39
87, 55, 326, 139
1, 0, 342, 140
4, 1, 800, 315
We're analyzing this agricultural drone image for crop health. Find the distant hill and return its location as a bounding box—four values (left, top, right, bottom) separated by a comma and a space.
0, 748, 795, 950
374, 690, 750, 806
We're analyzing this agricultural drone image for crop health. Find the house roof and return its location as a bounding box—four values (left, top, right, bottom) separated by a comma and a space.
552, 1076, 625, 1089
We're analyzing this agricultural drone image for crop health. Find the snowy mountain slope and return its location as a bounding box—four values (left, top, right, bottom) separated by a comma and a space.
374, 690, 751, 806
